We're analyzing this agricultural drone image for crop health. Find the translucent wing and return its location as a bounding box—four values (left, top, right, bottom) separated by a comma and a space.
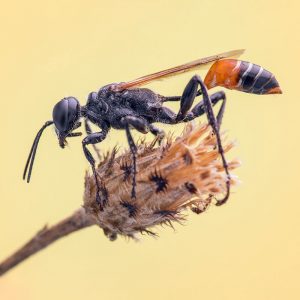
111, 49, 245, 92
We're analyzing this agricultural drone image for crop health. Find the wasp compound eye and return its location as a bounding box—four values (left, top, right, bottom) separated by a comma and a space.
52, 97, 80, 133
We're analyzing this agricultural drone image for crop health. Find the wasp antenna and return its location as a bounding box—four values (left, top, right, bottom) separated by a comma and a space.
23, 121, 54, 183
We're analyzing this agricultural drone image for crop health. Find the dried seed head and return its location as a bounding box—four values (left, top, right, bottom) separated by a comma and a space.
83, 123, 240, 240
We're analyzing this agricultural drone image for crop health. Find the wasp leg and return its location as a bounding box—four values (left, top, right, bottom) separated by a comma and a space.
162, 96, 181, 102
176, 77, 199, 121
82, 130, 109, 210
184, 91, 226, 129
176, 77, 227, 124
120, 116, 150, 199
162, 90, 202, 102
159, 76, 230, 204
149, 124, 165, 145
215, 92, 226, 129
193, 75, 230, 205
167, 75, 230, 205
156, 106, 177, 124
84, 119, 101, 160
158, 91, 222, 126
175, 80, 207, 121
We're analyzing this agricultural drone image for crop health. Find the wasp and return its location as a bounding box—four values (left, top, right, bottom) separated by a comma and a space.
23, 49, 281, 209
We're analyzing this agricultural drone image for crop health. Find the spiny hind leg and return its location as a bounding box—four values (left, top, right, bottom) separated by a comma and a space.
192, 75, 230, 205
159, 83, 225, 129
167, 75, 230, 205
175, 76, 200, 121
157, 78, 204, 124
163, 76, 223, 124
184, 91, 227, 129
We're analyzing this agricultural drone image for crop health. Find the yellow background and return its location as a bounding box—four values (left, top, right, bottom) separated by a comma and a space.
1, 0, 299, 299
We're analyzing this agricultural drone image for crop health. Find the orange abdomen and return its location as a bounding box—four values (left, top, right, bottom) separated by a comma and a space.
204, 59, 282, 95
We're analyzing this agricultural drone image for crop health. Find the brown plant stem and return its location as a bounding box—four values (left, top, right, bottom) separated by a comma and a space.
0, 208, 95, 277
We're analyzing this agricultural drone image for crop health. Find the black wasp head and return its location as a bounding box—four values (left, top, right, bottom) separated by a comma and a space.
52, 97, 82, 148
23, 96, 82, 183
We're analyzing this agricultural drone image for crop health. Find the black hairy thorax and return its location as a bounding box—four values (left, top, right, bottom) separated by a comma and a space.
85, 86, 164, 129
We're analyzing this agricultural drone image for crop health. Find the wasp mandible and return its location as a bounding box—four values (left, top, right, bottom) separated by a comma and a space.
23, 49, 281, 209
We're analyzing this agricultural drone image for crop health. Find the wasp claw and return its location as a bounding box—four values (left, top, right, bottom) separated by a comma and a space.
131, 188, 137, 200
215, 198, 228, 206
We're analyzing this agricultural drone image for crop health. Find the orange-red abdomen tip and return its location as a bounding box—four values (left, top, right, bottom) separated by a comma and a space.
204, 59, 282, 95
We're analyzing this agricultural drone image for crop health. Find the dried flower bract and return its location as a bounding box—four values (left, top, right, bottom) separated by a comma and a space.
0, 122, 241, 276
84, 122, 240, 240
